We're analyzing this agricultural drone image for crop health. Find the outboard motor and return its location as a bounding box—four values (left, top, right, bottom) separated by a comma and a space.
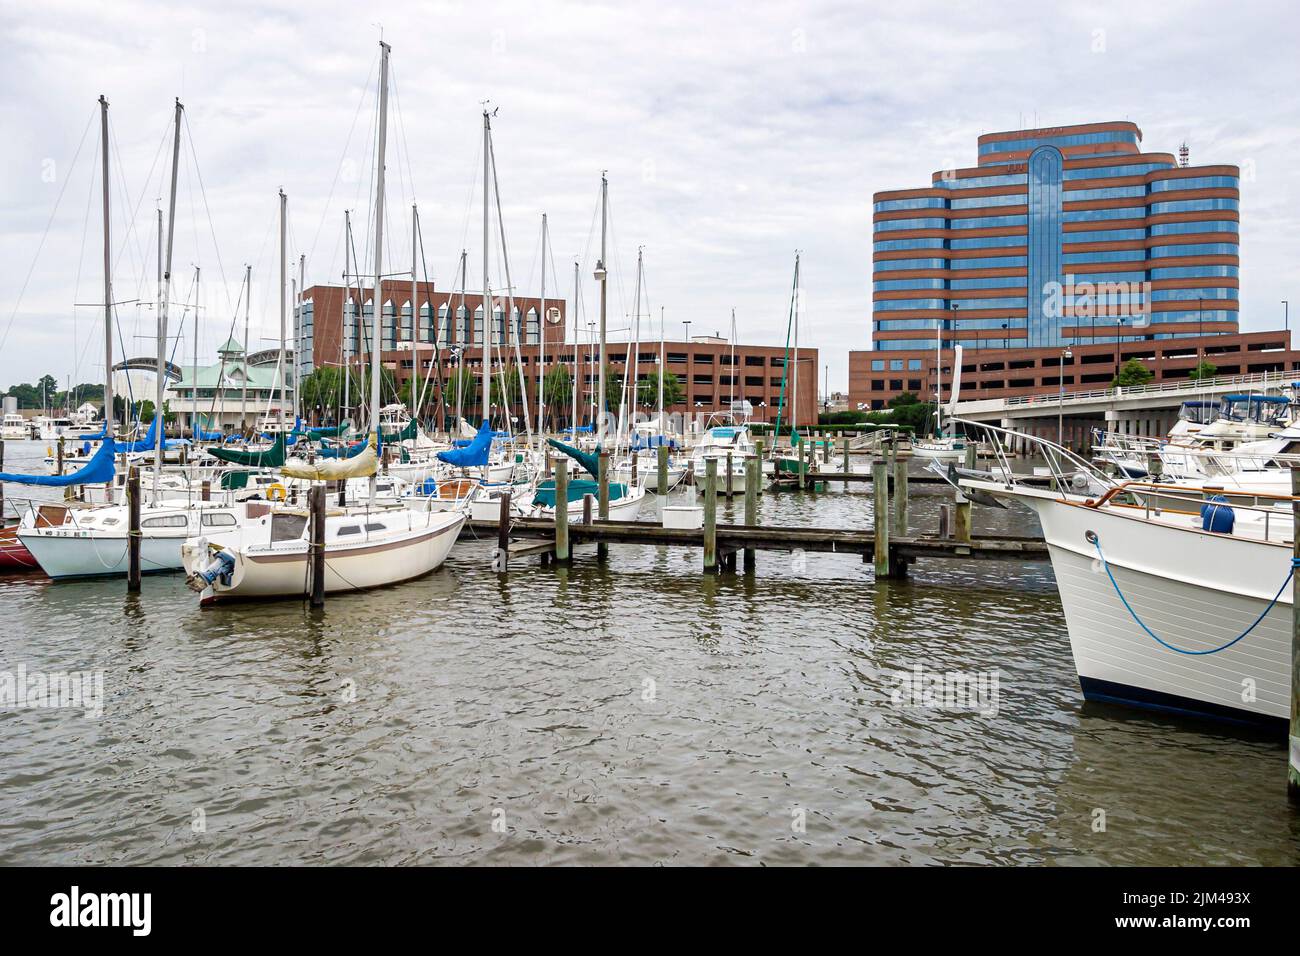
186, 548, 236, 591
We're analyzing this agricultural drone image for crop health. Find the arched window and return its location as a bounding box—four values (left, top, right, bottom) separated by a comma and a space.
473, 305, 485, 344
525, 308, 539, 345
438, 303, 451, 345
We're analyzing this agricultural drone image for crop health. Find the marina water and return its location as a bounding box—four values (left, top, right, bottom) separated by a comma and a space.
2, 441, 1298, 865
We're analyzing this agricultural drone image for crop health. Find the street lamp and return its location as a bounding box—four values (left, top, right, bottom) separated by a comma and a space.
1058, 347, 1072, 448
1284, 300, 1290, 347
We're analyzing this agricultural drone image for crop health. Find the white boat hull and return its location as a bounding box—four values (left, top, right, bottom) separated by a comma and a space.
19, 528, 186, 578
1006, 486, 1292, 726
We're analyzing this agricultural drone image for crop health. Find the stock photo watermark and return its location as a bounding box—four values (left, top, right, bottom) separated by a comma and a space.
887, 664, 1000, 717
0, 664, 104, 719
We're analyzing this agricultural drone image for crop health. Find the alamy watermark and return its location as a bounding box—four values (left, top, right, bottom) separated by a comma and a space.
888, 664, 1000, 717
0, 664, 104, 719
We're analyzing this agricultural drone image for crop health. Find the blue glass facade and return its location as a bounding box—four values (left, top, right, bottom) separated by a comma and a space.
1026, 146, 1064, 347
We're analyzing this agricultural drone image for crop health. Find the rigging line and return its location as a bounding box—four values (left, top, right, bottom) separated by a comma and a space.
0, 105, 96, 354
488, 134, 533, 443
111, 116, 169, 304
182, 111, 233, 315
108, 121, 150, 302
204, 270, 248, 427
452, 134, 482, 275
306, 47, 379, 269
70, 125, 99, 392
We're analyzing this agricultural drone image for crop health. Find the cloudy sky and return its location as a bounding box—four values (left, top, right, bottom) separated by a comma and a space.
2, 0, 1298, 396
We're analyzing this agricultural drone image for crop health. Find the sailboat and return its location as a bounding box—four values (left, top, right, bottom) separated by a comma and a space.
182, 43, 463, 604
912, 319, 966, 462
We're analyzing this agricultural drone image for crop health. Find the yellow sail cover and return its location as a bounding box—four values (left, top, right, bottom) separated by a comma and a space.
280, 442, 378, 481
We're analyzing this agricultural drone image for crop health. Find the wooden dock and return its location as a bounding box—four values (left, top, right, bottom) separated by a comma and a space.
460, 517, 1047, 575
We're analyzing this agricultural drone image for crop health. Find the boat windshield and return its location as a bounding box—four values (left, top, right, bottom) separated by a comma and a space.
1177, 401, 1217, 425
1218, 394, 1290, 425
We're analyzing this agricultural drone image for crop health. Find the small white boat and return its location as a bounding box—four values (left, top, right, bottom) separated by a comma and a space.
183, 504, 463, 604
912, 436, 967, 462
1, 413, 28, 440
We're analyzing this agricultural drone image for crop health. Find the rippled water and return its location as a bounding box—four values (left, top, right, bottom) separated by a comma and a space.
2, 440, 1298, 865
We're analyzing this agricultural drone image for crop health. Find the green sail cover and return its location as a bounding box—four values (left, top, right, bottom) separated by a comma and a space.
207, 433, 287, 468
546, 438, 600, 480
532, 478, 626, 507
305, 420, 351, 441
380, 419, 418, 443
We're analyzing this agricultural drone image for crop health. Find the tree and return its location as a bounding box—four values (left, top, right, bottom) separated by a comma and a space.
442, 368, 479, 418
886, 392, 932, 433
1188, 359, 1217, 382
542, 364, 572, 426
1112, 358, 1154, 388
602, 363, 623, 416
138, 400, 175, 425
636, 369, 684, 408
299, 367, 343, 420
490, 363, 522, 409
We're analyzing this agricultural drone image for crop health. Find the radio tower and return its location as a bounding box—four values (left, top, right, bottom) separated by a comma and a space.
1178, 142, 1190, 167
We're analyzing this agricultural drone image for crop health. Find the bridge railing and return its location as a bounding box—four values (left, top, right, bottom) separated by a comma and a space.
963, 369, 1295, 412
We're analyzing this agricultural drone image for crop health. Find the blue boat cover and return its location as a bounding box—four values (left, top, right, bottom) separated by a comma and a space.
437, 422, 493, 468
0, 438, 117, 486
532, 477, 626, 506
193, 426, 223, 441
117, 416, 159, 453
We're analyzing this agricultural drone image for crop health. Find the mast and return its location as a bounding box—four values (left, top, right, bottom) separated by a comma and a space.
342, 211, 352, 425
278, 188, 287, 437
192, 265, 200, 441
455, 249, 467, 430
155, 98, 183, 497
98, 95, 113, 437
792, 261, 800, 437
537, 213, 547, 445
241, 264, 250, 433
411, 204, 419, 428
935, 313, 942, 435
729, 307, 736, 415
370, 39, 391, 504
595, 171, 608, 445
658, 306, 665, 437
571, 259, 579, 434
631, 246, 642, 444
296, 253, 305, 423
481, 109, 491, 428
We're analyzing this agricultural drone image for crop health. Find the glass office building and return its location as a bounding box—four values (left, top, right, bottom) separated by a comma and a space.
870, 122, 1240, 352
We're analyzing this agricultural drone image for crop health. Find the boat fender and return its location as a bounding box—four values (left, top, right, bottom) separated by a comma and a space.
1200, 495, 1234, 534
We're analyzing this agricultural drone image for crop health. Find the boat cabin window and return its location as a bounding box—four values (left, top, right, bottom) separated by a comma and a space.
201, 512, 237, 528
336, 525, 361, 536
141, 515, 187, 529
101, 517, 119, 526
364, 522, 386, 532
270, 513, 309, 542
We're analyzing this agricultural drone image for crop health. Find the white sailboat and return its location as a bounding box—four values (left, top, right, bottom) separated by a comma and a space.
182, 42, 463, 604
912, 320, 966, 462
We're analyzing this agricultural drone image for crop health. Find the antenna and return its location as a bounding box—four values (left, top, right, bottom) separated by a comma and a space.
1178, 142, 1190, 167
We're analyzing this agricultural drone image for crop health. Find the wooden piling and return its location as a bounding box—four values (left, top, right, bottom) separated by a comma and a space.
1291, 467, 1300, 803
126, 466, 141, 593
597, 450, 609, 561
497, 491, 512, 570
743, 455, 758, 572
823, 434, 831, 464
893, 454, 908, 537
703, 457, 718, 573
554, 459, 570, 562
309, 484, 326, 607
201, 479, 211, 502
955, 492, 972, 544
964, 441, 977, 470
841, 434, 850, 486
631, 449, 638, 483
726, 452, 734, 497
872, 458, 889, 578
797, 435, 806, 487
657, 444, 668, 494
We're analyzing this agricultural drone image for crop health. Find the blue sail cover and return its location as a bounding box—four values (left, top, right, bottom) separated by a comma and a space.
0, 438, 117, 486
437, 422, 493, 468
117, 416, 159, 454
193, 426, 223, 441
317, 434, 377, 460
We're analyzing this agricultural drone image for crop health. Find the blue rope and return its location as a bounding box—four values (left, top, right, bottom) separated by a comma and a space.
1092, 536, 1297, 655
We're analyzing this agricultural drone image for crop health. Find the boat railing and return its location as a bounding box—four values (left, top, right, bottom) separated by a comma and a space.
949, 417, 1115, 498
1097, 479, 1300, 545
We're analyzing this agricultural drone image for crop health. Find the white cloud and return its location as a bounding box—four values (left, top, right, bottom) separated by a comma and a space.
2, 0, 1298, 395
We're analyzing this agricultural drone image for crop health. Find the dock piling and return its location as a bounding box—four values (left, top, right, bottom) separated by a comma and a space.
583, 493, 593, 526
872, 458, 890, 578
657, 444, 668, 494
1290, 468, 1300, 803
726, 452, 734, 496
703, 457, 718, 573
555, 459, 570, 562
841, 434, 850, 486
955, 493, 972, 545
309, 484, 326, 607
743, 455, 758, 572
497, 491, 512, 570
893, 454, 908, 537
597, 450, 609, 561
964, 442, 977, 470
126, 466, 141, 593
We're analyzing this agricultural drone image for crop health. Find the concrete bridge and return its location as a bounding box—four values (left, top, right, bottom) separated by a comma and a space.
951, 370, 1296, 452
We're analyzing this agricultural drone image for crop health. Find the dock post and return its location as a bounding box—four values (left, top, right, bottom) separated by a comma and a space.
631, 450, 638, 484
743, 455, 758, 572
755, 437, 764, 462
841, 434, 850, 486
823, 433, 831, 464
657, 444, 668, 494
309, 484, 326, 607
964, 441, 977, 470
597, 450, 609, 561
497, 491, 512, 570
893, 453, 908, 537
201, 479, 211, 502
703, 457, 718, 573
872, 458, 890, 578
1290, 468, 1300, 803
797, 435, 806, 487
57, 436, 64, 475
555, 459, 570, 562
583, 493, 593, 525
955, 492, 972, 544
726, 452, 734, 497
126, 465, 141, 593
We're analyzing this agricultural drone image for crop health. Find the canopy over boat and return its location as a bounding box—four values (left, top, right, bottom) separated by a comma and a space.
0, 438, 116, 485
281, 441, 377, 481
380, 419, 418, 443
532, 477, 628, 506
305, 420, 351, 441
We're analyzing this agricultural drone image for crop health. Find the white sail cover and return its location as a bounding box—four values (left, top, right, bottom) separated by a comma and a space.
946, 344, 964, 414
280, 443, 378, 481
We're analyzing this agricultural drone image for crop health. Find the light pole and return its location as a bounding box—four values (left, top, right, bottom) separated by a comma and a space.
1284, 300, 1290, 347
1058, 347, 1072, 448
